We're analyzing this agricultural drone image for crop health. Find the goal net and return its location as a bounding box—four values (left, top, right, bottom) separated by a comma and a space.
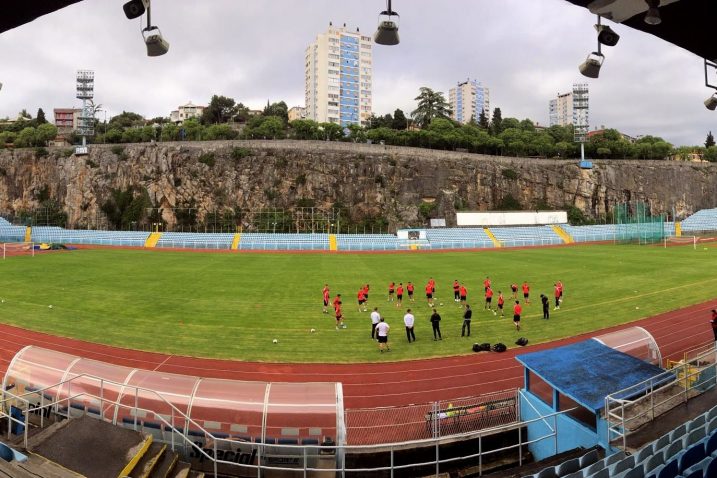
2, 242, 35, 259
614, 202, 666, 245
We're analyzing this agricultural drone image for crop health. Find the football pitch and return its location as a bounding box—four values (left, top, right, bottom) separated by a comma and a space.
0, 243, 715, 363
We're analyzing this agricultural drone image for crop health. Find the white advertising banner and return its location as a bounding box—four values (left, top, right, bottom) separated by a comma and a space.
456, 211, 568, 226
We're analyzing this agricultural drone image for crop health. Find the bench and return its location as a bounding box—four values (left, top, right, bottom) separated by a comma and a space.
424, 398, 516, 434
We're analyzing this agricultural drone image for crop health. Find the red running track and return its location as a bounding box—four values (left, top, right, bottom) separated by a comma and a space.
0, 299, 714, 409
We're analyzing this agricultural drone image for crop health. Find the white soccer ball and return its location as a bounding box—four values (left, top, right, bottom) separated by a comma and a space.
272, 339, 278, 344
1, 299, 4, 303
440, 303, 444, 306
310, 328, 316, 333
48, 305, 53, 309
635, 306, 640, 310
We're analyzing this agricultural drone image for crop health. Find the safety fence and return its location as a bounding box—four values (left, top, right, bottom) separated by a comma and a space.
605, 343, 717, 450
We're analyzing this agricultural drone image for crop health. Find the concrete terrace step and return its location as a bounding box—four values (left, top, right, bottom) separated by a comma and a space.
171, 461, 191, 478
129, 442, 167, 478
188, 471, 205, 478
149, 448, 179, 478
0, 452, 85, 478
27, 416, 152, 478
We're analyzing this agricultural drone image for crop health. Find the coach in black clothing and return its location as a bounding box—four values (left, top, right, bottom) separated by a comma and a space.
541, 294, 550, 320
430, 308, 442, 340
461, 304, 472, 337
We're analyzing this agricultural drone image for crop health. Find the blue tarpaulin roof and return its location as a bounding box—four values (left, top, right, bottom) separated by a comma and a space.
515, 339, 669, 412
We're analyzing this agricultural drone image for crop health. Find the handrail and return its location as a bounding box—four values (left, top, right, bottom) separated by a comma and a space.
518, 389, 555, 433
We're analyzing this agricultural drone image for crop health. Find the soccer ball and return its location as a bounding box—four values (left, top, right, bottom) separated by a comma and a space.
341, 324, 347, 329
310, 328, 316, 333
272, 339, 278, 344
48, 305, 53, 309
440, 303, 444, 306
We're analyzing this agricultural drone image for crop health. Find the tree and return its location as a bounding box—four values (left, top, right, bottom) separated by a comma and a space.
706, 131, 715, 148
290, 119, 320, 140
318, 122, 343, 141
36, 108, 47, 124
35, 123, 58, 145
391, 109, 408, 130
109, 111, 145, 129
478, 110, 489, 130
490, 107, 503, 135
14, 127, 37, 147
201, 95, 239, 124
262, 101, 289, 122
411, 87, 452, 129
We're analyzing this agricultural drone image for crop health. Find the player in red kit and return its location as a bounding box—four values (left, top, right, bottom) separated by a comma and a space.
522, 282, 530, 304
497, 291, 505, 317
425, 283, 434, 308
513, 301, 522, 331
396, 283, 404, 307
388, 282, 395, 302
322, 284, 330, 313
407, 282, 415, 301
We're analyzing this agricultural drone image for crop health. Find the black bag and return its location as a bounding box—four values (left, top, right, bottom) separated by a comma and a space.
480, 343, 491, 351
472, 343, 482, 352
515, 337, 529, 346
492, 343, 507, 352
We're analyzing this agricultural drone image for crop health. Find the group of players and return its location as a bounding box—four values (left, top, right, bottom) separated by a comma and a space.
322, 279, 565, 334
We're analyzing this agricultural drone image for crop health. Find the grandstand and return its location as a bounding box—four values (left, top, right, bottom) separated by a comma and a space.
238, 232, 329, 250
681, 208, 717, 233
425, 227, 494, 249
490, 225, 563, 247
335, 233, 399, 251
156, 232, 234, 249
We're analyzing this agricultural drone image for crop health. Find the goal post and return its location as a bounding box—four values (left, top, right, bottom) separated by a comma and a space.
2, 242, 35, 259
665, 236, 697, 250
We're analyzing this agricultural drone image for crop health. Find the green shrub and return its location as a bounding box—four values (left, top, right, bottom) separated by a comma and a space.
295, 173, 306, 186
418, 201, 436, 218
110, 145, 125, 155
61, 149, 74, 158
34, 147, 49, 158
198, 152, 215, 167
501, 168, 518, 180
231, 147, 252, 160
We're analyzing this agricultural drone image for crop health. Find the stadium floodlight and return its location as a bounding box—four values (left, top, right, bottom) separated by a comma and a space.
123, 0, 149, 20
596, 24, 620, 47
644, 0, 662, 26
579, 52, 604, 78
374, 0, 400, 46
141, 1, 169, 56
704, 94, 717, 111
704, 59, 717, 110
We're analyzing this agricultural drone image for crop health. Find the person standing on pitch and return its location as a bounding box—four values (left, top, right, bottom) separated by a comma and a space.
485, 287, 494, 313
541, 294, 550, 320
453, 280, 460, 302
513, 301, 522, 331
461, 304, 472, 337
387, 282, 395, 302
430, 308, 442, 340
404, 308, 416, 343
497, 291, 505, 317
711, 309, 717, 342
459, 283, 468, 308
522, 281, 531, 304
396, 283, 404, 307
370, 307, 381, 339
407, 281, 415, 301
554, 283, 561, 310
322, 284, 330, 314
376, 317, 390, 352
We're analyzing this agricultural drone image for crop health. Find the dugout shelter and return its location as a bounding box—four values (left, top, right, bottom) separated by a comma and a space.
2, 346, 345, 475
515, 328, 671, 460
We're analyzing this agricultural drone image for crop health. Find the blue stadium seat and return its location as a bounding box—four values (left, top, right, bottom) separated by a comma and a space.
705, 456, 717, 476
707, 417, 717, 436
654, 434, 671, 454
579, 449, 600, 468
635, 445, 655, 464
656, 459, 679, 478
605, 451, 627, 466
678, 444, 706, 473
587, 468, 610, 478
685, 428, 706, 448
682, 456, 711, 478
277, 438, 298, 445
535, 466, 557, 478
643, 453, 665, 475
557, 458, 579, 477
582, 458, 605, 476
689, 416, 706, 432
704, 430, 717, 456
671, 424, 688, 443
562, 471, 583, 478
610, 455, 635, 476
663, 441, 683, 461
301, 438, 319, 445
708, 405, 717, 423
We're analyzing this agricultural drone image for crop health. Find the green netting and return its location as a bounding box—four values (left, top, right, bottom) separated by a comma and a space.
614, 202, 666, 244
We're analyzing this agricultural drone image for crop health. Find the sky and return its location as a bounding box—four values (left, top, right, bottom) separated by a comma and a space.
0, 0, 714, 146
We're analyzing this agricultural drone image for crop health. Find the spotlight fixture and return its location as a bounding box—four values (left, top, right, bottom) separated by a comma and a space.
705, 94, 717, 111
123, 0, 149, 20
374, 0, 400, 46
596, 24, 620, 47
644, 0, 661, 26
579, 52, 605, 78
143, 27, 170, 57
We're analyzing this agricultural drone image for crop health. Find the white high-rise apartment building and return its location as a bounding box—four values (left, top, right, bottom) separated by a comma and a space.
449, 79, 490, 124
305, 23, 373, 127
549, 84, 589, 141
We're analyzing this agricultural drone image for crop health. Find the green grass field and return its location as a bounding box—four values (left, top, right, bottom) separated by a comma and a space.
0, 243, 716, 362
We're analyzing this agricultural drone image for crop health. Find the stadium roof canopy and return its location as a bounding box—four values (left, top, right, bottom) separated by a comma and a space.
2, 1, 716, 61
515, 339, 669, 412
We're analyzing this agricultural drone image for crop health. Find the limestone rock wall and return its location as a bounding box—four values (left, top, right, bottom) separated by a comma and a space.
0, 140, 714, 230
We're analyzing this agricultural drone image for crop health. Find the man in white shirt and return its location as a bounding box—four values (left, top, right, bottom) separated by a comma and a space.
370, 307, 381, 340
403, 308, 416, 343
376, 317, 390, 352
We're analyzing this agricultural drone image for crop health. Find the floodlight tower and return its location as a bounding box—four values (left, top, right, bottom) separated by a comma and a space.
572, 83, 589, 161
75, 70, 95, 154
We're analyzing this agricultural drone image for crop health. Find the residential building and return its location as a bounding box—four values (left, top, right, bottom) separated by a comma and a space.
288, 106, 307, 122
169, 101, 205, 124
305, 23, 373, 127
53, 108, 82, 133
449, 79, 490, 124
549, 83, 589, 142
587, 128, 636, 143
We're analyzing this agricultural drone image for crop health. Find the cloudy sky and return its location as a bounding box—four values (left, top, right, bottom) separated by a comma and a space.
0, 0, 713, 145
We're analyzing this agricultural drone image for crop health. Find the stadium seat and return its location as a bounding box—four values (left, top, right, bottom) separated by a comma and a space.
610, 455, 636, 476
663, 441, 685, 461
579, 449, 600, 468
643, 453, 665, 475
682, 456, 712, 478
620, 467, 645, 478
635, 445, 655, 464
562, 471, 583, 478
688, 416, 706, 433
678, 444, 706, 473
707, 417, 717, 436
605, 451, 627, 466
685, 428, 706, 447
671, 424, 688, 443
557, 458, 580, 476
654, 434, 671, 454
587, 468, 610, 478
301, 438, 319, 445
705, 456, 717, 476
708, 405, 717, 422
536, 467, 558, 478
656, 459, 678, 478
582, 459, 605, 476
704, 430, 717, 456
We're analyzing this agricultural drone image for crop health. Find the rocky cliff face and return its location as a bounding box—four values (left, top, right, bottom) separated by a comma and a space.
0, 140, 715, 230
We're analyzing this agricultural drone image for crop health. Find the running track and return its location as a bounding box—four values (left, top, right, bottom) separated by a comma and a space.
0, 300, 713, 410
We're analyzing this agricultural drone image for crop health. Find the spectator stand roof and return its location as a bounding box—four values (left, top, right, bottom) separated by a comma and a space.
516, 339, 670, 413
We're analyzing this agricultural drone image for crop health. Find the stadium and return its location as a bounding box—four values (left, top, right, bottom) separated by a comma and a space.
3, 2, 717, 478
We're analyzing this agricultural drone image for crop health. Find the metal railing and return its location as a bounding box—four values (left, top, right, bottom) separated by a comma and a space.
605, 343, 717, 450
0, 373, 581, 477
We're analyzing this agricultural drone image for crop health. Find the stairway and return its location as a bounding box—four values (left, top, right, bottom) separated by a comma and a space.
13, 416, 203, 478
144, 232, 163, 248
551, 224, 574, 244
